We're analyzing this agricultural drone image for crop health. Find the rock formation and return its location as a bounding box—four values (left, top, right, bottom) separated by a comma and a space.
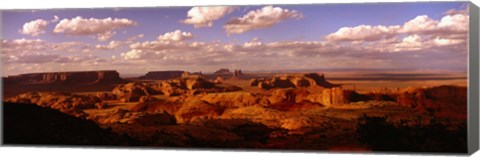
3, 70, 124, 85
138, 71, 184, 80
3, 102, 139, 145
87, 108, 176, 126
250, 73, 340, 90
396, 85, 467, 119
112, 82, 153, 102
7, 92, 101, 117
233, 69, 244, 77
112, 77, 241, 100
181, 71, 204, 79
213, 68, 232, 75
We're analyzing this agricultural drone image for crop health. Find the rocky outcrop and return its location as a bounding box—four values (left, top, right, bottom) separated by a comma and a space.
396, 85, 467, 119
233, 69, 244, 77
268, 88, 346, 107
181, 71, 204, 79
87, 108, 176, 126
321, 87, 347, 105
213, 69, 232, 75
112, 82, 154, 102
7, 92, 101, 117
138, 71, 184, 80
3, 70, 124, 85
250, 73, 340, 90
3, 102, 139, 145
112, 77, 241, 101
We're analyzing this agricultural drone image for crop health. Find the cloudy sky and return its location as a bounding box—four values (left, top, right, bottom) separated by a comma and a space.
1, 2, 469, 76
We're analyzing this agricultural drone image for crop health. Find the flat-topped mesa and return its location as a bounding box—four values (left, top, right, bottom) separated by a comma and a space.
181, 71, 204, 79
138, 71, 184, 80
3, 70, 124, 85
213, 68, 232, 75
250, 73, 340, 90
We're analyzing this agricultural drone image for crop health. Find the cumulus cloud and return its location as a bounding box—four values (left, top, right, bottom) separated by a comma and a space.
97, 31, 116, 41
326, 9, 468, 43
157, 30, 194, 41
325, 25, 401, 42
224, 6, 303, 35
53, 16, 137, 40
324, 8, 468, 56
19, 19, 49, 36
181, 6, 236, 28
121, 49, 148, 60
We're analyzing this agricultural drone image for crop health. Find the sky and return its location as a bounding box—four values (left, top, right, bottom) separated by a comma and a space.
0, 2, 469, 76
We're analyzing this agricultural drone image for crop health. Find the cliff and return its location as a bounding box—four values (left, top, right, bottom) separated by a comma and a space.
3, 70, 124, 85
138, 71, 184, 80
250, 73, 340, 90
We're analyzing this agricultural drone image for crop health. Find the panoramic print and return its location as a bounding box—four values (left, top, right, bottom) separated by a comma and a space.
1, 2, 469, 153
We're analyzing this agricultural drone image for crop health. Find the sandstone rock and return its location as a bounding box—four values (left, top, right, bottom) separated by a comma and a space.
199, 92, 263, 108
174, 99, 222, 123
251, 73, 340, 89
95, 102, 107, 110
321, 87, 346, 105
212, 77, 224, 84
138, 71, 184, 80
185, 78, 215, 90
3, 70, 124, 85
96, 92, 116, 100
7, 92, 101, 116
88, 108, 176, 125
139, 95, 157, 103
396, 85, 467, 119
213, 69, 231, 75
112, 82, 152, 102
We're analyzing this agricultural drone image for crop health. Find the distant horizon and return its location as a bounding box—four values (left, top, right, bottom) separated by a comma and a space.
1, 2, 469, 76
2, 67, 468, 78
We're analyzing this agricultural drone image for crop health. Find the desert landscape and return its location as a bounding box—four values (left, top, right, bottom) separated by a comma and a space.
1, 2, 469, 154
2, 69, 468, 153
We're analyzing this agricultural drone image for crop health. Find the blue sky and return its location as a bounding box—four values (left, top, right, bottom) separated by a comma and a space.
2, 2, 465, 42
0, 2, 469, 75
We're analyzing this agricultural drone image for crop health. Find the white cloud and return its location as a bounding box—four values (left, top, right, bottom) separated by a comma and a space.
157, 30, 194, 41
53, 16, 137, 40
224, 6, 303, 35
19, 19, 49, 36
51, 15, 59, 22
181, 6, 236, 28
326, 9, 468, 43
401, 15, 439, 34
97, 31, 116, 41
325, 25, 401, 42
121, 49, 144, 60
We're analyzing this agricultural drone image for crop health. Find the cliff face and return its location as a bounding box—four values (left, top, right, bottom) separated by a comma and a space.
250, 73, 340, 90
138, 71, 184, 80
3, 70, 123, 85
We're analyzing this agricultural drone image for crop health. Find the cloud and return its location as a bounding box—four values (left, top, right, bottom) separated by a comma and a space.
326, 9, 468, 43
97, 31, 116, 41
53, 16, 137, 40
157, 30, 194, 41
181, 6, 236, 28
19, 19, 49, 36
325, 25, 401, 42
224, 6, 303, 35
51, 15, 60, 22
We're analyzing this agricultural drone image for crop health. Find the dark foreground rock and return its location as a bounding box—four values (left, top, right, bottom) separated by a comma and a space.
3, 102, 139, 146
